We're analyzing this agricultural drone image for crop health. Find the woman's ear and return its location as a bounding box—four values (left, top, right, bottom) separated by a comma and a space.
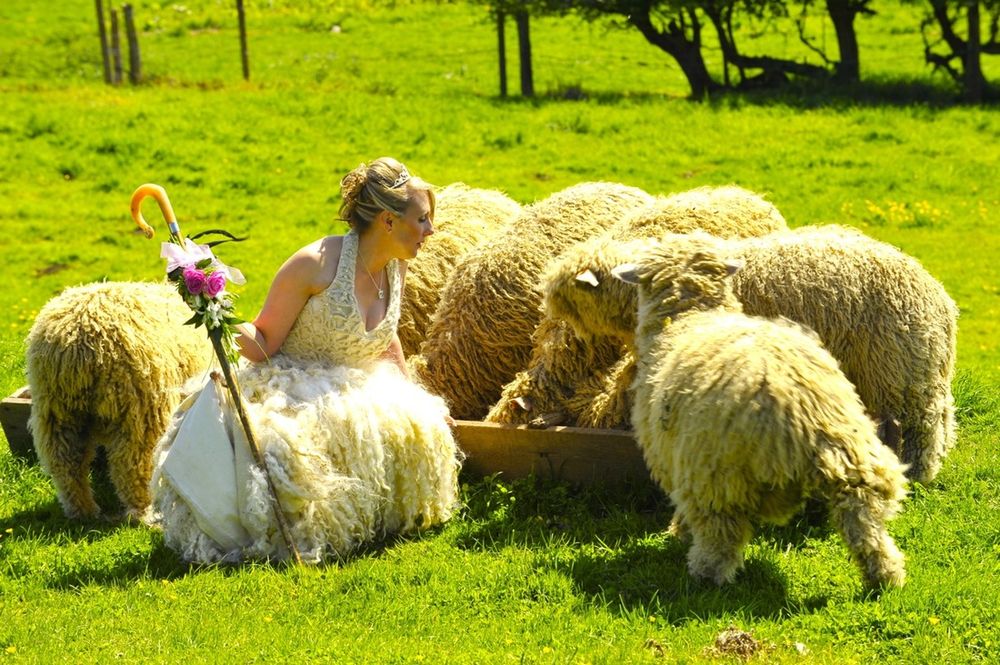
378, 209, 394, 231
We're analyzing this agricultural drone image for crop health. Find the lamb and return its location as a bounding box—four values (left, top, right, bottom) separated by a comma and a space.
411, 181, 653, 419
543, 225, 958, 484
487, 185, 787, 428
573, 235, 909, 588
26, 281, 212, 519
398, 183, 521, 357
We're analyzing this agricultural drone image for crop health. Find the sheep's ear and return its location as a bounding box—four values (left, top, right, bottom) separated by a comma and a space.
513, 396, 533, 412
611, 263, 640, 284
724, 258, 744, 276
575, 269, 600, 288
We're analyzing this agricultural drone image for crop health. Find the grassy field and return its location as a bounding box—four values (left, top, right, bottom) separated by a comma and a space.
1, 1, 999, 662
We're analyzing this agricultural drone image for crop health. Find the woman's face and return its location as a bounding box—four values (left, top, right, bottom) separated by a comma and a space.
389, 187, 434, 259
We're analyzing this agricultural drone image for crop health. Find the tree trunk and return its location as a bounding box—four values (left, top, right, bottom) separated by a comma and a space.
965, 0, 985, 102
497, 11, 508, 98
630, 9, 717, 99
515, 11, 534, 97
826, 0, 861, 81
95, 0, 111, 84
236, 0, 250, 81
124, 4, 142, 85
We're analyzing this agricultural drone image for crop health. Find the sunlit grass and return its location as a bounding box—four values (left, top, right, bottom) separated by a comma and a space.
1, 0, 998, 662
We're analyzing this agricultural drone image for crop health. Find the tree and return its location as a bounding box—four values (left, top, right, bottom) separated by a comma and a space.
921, 0, 1000, 101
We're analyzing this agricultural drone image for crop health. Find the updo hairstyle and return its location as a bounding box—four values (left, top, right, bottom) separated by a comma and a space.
339, 157, 435, 233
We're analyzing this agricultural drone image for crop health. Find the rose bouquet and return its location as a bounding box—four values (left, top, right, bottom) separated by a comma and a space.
162, 234, 246, 364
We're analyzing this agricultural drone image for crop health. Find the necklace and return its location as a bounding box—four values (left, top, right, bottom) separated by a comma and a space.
359, 255, 385, 300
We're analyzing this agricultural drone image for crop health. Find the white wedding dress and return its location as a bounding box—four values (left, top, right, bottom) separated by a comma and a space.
148, 230, 462, 563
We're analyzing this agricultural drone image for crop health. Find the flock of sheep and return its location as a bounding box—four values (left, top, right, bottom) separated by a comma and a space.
24, 180, 958, 589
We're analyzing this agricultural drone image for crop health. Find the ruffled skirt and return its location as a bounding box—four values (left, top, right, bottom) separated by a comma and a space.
147, 357, 462, 564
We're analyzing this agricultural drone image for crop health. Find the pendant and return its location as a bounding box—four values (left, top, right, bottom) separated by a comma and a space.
378, 288, 385, 300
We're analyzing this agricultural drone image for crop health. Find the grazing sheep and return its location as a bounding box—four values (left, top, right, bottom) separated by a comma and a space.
488, 184, 786, 428
608, 184, 787, 242
542, 225, 958, 484
603, 236, 909, 588
413, 181, 653, 419
26, 281, 212, 519
398, 183, 521, 357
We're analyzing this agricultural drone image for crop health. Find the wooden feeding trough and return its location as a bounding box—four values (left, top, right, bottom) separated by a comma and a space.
1, 386, 33, 460
1, 386, 651, 486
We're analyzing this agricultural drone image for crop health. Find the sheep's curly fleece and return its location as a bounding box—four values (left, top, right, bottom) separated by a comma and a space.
413, 181, 652, 419
623, 237, 909, 588
27, 281, 212, 518
541, 225, 958, 484
487, 185, 787, 428
399, 183, 521, 357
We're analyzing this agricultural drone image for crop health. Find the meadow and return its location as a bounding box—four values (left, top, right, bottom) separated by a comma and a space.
1, 0, 999, 661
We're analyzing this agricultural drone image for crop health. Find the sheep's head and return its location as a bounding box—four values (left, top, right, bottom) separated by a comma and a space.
541, 237, 651, 342
612, 233, 743, 323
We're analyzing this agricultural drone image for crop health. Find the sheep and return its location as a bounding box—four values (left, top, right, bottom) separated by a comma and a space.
398, 183, 521, 357
487, 185, 787, 428
26, 281, 212, 519
542, 225, 958, 484
412, 181, 653, 420
565, 235, 910, 588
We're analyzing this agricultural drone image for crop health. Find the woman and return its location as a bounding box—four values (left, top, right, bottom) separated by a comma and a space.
148, 157, 462, 564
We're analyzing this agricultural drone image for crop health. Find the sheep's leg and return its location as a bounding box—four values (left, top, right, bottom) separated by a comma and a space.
36, 422, 100, 519
899, 392, 954, 485
105, 426, 156, 519
682, 506, 753, 585
830, 486, 906, 589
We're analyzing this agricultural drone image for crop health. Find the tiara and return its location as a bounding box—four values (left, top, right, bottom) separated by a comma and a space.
390, 166, 410, 189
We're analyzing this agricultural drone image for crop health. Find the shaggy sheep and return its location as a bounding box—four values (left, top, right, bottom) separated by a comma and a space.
27, 281, 212, 519
604, 236, 909, 588
487, 185, 786, 428
543, 225, 958, 484
412, 181, 653, 419
398, 183, 521, 357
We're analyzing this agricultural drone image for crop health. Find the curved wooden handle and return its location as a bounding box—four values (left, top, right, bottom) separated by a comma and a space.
130, 183, 178, 239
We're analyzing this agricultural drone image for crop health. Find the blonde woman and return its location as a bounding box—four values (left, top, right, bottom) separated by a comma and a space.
148, 157, 462, 564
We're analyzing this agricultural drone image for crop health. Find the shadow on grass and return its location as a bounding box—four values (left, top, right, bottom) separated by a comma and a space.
485, 75, 993, 110
453, 474, 847, 620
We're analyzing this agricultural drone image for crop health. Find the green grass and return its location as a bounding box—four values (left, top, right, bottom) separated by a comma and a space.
1, 0, 999, 662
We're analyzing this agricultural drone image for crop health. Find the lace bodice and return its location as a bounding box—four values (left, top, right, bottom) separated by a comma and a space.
278, 231, 401, 367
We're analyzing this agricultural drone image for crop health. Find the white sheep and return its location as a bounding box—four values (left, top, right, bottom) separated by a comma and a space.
26, 281, 212, 518
487, 185, 787, 428
412, 181, 652, 419
542, 226, 958, 484
579, 235, 910, 588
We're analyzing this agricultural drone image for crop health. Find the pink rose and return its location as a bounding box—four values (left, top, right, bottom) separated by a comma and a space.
183, 267, 207, 295
205, 271, 227, 298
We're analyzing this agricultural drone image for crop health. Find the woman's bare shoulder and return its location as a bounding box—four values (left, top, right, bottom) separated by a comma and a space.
282, 235, 347, 293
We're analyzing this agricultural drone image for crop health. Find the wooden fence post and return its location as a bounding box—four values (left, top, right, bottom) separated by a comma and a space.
95, 0, 111, 84
515, 11, 533, 97
123, 4, 142, 84
497, 11, 507, 98
236, 0, 250, 80
110, 8, 123, 85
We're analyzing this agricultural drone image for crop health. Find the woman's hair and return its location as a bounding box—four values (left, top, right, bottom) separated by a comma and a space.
339, 157, 435, 232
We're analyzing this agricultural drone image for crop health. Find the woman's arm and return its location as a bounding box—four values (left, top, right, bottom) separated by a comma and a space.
381, 331, 410, 378
237, 240, 332, 362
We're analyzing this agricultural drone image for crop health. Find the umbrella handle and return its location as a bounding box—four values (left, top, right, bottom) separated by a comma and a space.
130, 183, 180, 239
